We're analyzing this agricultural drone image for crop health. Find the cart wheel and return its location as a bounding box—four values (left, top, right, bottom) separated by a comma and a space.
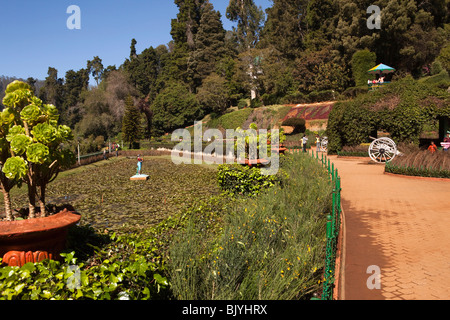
368, 137, 397, 163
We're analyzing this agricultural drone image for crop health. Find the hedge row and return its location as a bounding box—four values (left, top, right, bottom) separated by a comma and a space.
327, 76, 450, 154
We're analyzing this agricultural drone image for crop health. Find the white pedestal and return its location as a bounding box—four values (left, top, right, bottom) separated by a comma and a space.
130, 174, 149, 181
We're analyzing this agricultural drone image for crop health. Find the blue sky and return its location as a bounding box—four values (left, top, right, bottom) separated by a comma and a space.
0, 0, 272, 83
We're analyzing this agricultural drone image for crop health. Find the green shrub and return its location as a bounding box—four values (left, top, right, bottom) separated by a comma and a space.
385, 149, 450, 179
0, 230, 170, 300
282, 118, 306, 134
237, 98, 248, 109
431, 60, 443, 76
351, 49, 376, 87
261, 93, 279, 106
385, 163, 450, 179
216, 164, 278, 196
207, 108, 253, 130
327, 100, 377, 154
307, 90, 335, 102
437, 43, 450, 73
341, 86, 368, 99
250, 98, 263, 109
281, 91, 308, 104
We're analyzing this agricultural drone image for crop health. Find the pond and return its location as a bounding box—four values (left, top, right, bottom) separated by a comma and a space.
3, 156, 220, 233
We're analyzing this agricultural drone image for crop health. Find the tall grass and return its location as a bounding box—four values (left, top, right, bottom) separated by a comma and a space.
168, 153, 333, 300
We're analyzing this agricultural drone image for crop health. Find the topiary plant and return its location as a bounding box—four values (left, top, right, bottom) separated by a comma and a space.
1, 80, 75, 219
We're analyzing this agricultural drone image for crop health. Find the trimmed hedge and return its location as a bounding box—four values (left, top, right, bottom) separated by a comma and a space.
385, 163, 450, 179
281, 118, 306, 134
327, 76, 450, 154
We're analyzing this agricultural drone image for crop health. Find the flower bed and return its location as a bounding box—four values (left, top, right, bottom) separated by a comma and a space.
385, 150, 450, 179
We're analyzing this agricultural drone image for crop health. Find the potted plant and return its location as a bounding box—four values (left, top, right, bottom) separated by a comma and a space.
0, 81, 80, 266
236, 123, 286, 166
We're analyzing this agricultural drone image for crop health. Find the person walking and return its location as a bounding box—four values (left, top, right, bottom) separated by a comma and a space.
316, 135, 321, 152
302, 135, 308, 153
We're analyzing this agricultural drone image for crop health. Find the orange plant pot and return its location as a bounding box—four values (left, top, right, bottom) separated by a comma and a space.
0, 209, 81, 267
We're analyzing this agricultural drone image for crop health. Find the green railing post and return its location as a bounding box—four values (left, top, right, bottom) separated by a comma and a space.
326, 214, 333, 239
304, 149, 341, 301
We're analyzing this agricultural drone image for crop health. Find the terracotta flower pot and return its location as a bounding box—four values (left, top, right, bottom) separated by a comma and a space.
0, 209, 81, 267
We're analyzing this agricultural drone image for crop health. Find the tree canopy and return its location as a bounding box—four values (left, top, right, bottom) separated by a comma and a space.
2, 0, 448, 139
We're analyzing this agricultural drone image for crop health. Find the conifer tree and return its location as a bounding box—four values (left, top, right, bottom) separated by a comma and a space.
38, 67, 64, 113
190, 1, 227, 89
169, 0, 206, 88
122, 95, 142, 149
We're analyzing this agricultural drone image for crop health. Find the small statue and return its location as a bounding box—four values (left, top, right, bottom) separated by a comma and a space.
137, 155, 143, 175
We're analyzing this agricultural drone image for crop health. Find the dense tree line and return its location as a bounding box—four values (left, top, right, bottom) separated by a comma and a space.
2, 0, 449, 144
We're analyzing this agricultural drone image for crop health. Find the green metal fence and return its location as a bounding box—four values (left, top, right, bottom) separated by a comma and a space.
287, 148, 342, 300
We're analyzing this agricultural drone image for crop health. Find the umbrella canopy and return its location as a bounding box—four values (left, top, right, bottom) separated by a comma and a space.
368, 63, 395, 74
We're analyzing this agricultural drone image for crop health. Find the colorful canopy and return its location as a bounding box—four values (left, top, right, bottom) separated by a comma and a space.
368, 64, 395, 74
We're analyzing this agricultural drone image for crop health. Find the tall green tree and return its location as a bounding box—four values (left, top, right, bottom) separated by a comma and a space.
369, 0, 447, 76
171, 0, 206, 49
261, 0, 308, 59
304, 0, 337, 51
226, 0, 265, 100
62, 68, 89, 126
151, 82, 202, 134
226, 0, 265, 52
169, 0, 206, 88
123, 44, 160, 98
189, 1, 227, 89
122, 95, 142, 148
38, 67, 64, 115
130, 38, 138, 60
196, 73, 229, 114
87, 56, 104, 86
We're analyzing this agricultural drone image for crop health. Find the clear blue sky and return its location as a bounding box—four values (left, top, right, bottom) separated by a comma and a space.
0, 0, 272, 83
